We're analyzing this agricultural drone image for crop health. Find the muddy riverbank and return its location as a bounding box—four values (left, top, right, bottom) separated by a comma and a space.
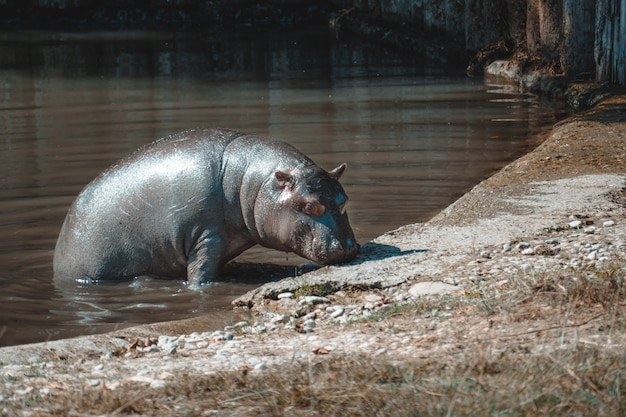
1, 93, 626, 415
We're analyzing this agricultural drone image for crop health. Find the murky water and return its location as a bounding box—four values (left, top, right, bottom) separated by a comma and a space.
0, 28, 560, 347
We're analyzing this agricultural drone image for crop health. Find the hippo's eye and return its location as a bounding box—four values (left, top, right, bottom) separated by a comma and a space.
302, 201, 324, 217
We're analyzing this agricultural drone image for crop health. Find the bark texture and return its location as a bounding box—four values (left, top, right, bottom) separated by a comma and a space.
353, 0, 624, 84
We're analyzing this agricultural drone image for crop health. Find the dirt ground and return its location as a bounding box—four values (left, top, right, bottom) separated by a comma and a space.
1, 91, 626, 416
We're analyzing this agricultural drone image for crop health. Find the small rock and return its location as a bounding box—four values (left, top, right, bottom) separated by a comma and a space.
161, 343, 177, 355
364, 293, 382, 303
409, 282, 457, 297
93, 363, 105, 372
603, 220, 615, 227
569, 220, 582, 229
330, 307, 344, 318
254, 362, 267, 371
521, 248, 534, 255
302, 311, 318, 321
299, 296, 330, 305
443, 277, 459, 285
269, 314, 290, 324
583, 226, 596, 234
277, 292, 294, 299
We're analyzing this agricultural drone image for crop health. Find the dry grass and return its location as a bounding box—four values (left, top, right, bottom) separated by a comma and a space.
12, 347, 625, 416
4, 264, 626, 416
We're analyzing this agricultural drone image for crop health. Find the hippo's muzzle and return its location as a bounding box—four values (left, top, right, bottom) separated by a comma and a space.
315, 236, 358, 265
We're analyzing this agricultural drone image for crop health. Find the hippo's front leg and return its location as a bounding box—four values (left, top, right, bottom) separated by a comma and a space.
186, 234, 225, 288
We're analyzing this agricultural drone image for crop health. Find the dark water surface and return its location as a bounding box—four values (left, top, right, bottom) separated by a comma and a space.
0, 28, 560, 347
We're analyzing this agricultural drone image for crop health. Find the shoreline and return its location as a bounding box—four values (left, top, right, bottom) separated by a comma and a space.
2, 93, 625, 362
1, 93, 626, 415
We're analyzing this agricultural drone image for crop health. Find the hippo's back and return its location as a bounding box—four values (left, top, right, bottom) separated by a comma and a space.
53, 128, 245, 282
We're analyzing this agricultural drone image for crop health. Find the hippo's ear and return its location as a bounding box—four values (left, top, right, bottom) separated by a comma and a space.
329, 163, 347, 180
275, 171, 295, 189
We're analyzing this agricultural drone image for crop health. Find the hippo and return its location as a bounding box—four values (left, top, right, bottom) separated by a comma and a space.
53, 128, 358, 287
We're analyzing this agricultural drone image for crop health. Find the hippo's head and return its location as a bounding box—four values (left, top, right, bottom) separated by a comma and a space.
254, 163, 358, 265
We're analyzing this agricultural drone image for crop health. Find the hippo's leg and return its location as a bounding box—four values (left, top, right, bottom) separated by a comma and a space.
187, 235, 225, 288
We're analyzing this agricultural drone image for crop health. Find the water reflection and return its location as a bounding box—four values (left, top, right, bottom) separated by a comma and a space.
0, 28, 559, 347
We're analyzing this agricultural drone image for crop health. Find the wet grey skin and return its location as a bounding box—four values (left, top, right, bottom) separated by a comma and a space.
53, 128, 358, 288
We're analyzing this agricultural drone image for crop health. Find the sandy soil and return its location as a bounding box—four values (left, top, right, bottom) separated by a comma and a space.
1, 91, 626, 416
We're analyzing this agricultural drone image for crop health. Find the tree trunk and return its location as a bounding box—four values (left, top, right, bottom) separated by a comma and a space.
539, 0, 563, 66
506, 0, 527, 49
596, 0, 626, 84
464, 0, 508, 51
526, 0, 542, 55
563, 0, 596, 77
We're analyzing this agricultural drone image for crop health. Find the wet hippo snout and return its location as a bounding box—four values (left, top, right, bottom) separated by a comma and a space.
321, 235, 358, 265
344, 237, 358, 256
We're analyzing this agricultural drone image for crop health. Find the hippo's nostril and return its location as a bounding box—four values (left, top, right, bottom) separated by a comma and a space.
346, 238, 359, 252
